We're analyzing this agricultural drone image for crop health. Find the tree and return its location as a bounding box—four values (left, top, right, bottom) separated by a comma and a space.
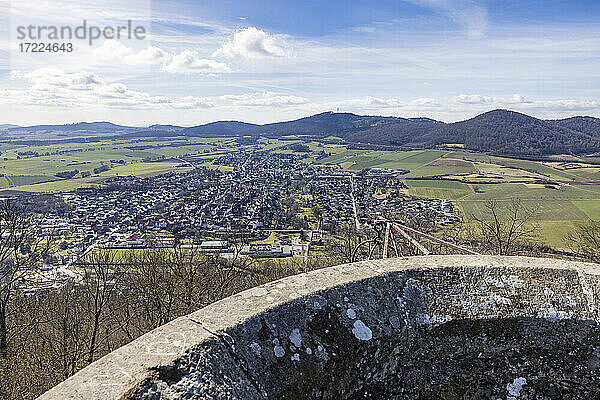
469, 199, 538, 255
124, 248, 179, 330
0, 201, 54, 357
81, 250, 124, 364
567, 221, 600, 262
327, 223, 380, 263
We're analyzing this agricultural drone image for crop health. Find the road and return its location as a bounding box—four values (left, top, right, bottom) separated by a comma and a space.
349, 176, 361, 231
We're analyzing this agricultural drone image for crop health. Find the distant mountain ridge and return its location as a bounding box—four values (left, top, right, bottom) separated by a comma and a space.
4, 110, 600, 156
22, 121, 130, 131
182, 112, 445, 140
181, 110, 600, 156
0, 124, 20, 130
7, 121, 138, 135
148, 124, 185, 132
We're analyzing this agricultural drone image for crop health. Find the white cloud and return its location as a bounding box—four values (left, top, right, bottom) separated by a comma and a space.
335, 96, 440, 109
505, 94, 533, 104
4, 68, 600, 122
172, 96, 215, 109
452, 94, 534, 105
8, 0, 152, 26
354, 26, 376, 33
92, 40, 133, 61
93, 40, 228, 74
162, 50, 230, 74
531, 99, 600, 111
2, 68, 213, 109
222, 91, 308, 107
131, 46, 172, 65
11, 68, 104, 88
409, 98, 440, 107
213, 27, 289, 59
404, 0, 488, 38
362, 96, 404, 107
453, 94, 538, 106
330, 96, 401, 108
453, 94, 495, 104
452, 93, 599, 113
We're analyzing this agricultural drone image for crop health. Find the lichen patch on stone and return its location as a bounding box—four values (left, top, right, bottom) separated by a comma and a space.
347, 309, 356, 319
506, 377, 527, 398
352, 320, 373, 341
289, 329, 302, 348
249, 342, 261, 356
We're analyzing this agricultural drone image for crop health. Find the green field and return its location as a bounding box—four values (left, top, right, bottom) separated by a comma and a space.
311, 145, 600, 248
404, 179, 473, 200
573, 200, 600, 219
0, 136, 237, 192
7, 178, 101, 193
459, 199, 589, 221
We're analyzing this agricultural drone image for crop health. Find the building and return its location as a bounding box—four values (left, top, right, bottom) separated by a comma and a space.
200, 240, 231, 253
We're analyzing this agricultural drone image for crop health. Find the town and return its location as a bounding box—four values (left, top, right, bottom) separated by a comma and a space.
20, 150, 459, 277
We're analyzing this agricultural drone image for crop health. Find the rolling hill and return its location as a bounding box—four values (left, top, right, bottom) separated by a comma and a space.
425, 110, 600, 156
4, 110, 600, 156
549, 116, 600, 138
180, 110, 600, 156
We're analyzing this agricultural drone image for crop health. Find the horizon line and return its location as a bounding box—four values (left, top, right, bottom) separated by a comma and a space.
2, 108, 596, 129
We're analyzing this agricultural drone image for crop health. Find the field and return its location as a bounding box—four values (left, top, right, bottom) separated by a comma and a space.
2, 134, 600, 248
0, 136, 236, 192
310, 145, 600, 248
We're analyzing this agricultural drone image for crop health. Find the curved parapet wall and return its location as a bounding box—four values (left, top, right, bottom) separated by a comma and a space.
39, 256, 600, 399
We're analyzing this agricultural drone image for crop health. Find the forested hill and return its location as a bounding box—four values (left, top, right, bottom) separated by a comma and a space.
426, 110, 600, 156
5, 110, 600, 156
181, 110, 600, 156
548, 116, 600, 138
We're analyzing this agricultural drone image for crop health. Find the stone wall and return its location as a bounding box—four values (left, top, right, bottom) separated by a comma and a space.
38, 256, 600, 399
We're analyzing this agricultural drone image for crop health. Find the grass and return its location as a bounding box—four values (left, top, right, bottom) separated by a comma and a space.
97, 161, 192, 177
459, 200, 589, 221
536, 221, 579, 250
572, 200, 600, 219
7, 175, 57, 186
7, 178, 101, 193
405, 179, 473, 200
254, 232, 279, 244
315, 149, 451, 175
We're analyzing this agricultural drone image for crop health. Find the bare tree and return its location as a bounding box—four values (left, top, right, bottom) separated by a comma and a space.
51, 282, 88, 378
0, 201, 53, 357
81, 250, 124, 364
169, 245, 211, 312
327, 223, 381, 263
469, 199, 539, 255
567, 221, 600, 262
124, 248, 179, 330
207, 240, 264, 301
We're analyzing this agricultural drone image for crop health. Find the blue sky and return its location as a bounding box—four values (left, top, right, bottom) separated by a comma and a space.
2, 0, 600, 125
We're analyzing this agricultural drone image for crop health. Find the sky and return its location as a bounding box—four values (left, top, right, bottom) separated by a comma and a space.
1, 0, 600, 126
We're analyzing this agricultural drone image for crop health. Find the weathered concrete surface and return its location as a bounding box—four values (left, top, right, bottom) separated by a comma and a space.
39, 256, 600, 399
